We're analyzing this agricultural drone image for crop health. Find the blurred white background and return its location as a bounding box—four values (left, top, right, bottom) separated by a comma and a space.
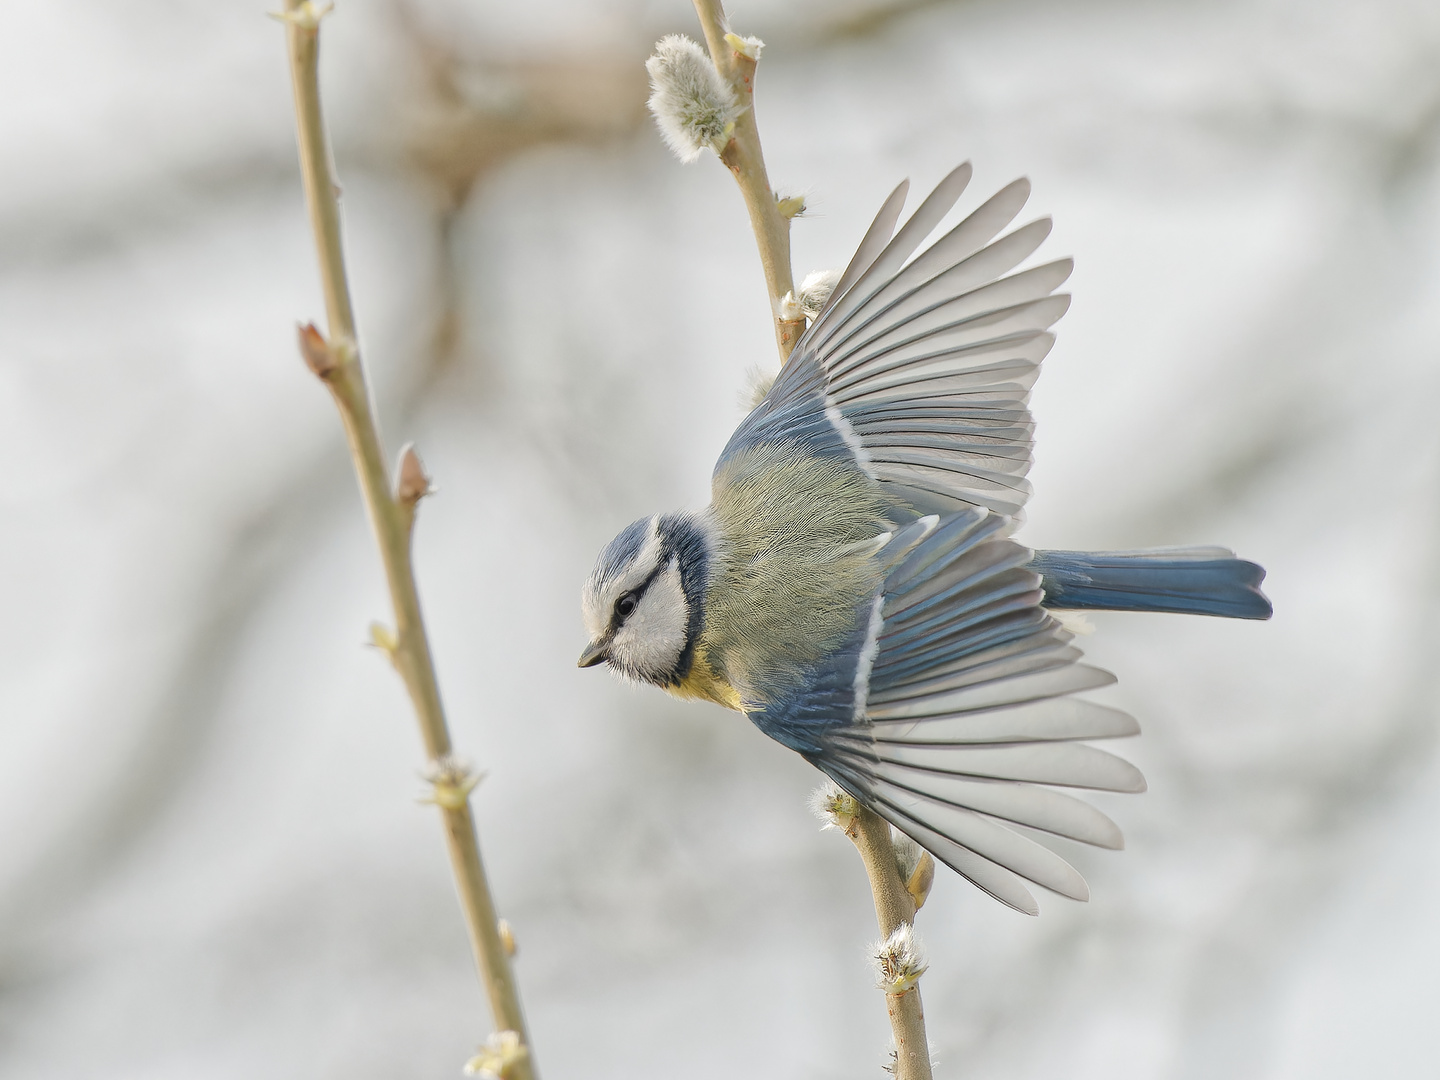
1, 0, 1438, 1076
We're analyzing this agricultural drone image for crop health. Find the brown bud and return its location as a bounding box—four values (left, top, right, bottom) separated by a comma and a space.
906, 851, 936, 912
297, 322, 338, 379
396, 444, 432, 507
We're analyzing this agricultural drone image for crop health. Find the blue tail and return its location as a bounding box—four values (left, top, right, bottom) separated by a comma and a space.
1029, 547, 1272, 620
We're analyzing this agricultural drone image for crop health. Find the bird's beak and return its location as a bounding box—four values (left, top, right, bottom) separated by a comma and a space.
577, 640, 609, 668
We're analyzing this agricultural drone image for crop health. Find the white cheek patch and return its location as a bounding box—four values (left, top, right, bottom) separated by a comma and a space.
609, 560, 688, 681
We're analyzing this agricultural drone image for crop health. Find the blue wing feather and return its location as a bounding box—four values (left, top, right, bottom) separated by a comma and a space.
714, 169, 1271, 912
718, 171, 1058, 519
748, 507, 1142, 913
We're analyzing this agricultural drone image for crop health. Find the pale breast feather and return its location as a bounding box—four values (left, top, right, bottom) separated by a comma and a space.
704, 442, 890, 711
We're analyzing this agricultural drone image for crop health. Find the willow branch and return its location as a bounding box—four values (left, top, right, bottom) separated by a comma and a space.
279, 6, 535, 1076
691, 0, 806, 361
681, 2, 938, 1072
851, 807, 934, 1080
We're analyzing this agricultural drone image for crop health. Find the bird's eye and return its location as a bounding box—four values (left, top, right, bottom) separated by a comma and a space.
615, 593, 639, 621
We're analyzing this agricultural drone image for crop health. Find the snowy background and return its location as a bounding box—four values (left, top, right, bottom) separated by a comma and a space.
2, 0, 1438, 1077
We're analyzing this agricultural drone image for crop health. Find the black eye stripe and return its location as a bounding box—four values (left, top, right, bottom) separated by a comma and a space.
612, 561, 668, 628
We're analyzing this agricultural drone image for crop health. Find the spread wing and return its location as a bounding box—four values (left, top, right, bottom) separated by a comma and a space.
718, 164, 1068, 521
751, 510, 1145, 915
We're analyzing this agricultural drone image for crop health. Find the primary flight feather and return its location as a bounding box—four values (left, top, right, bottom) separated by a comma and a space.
578, 164, 1271, 914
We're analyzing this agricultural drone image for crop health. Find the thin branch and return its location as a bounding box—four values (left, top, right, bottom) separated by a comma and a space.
691, 0, 806, 361
680, 3, 939, 1069
279, 5, 536, 1077
851, 807, 934, 1080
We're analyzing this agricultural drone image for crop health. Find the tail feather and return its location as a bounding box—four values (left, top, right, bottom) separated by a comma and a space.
1030, 547, 1272, 620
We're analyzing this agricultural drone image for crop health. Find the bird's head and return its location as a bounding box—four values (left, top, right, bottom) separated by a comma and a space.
579, 512, 712, 687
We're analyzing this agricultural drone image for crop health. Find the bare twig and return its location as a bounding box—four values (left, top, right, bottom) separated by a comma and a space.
691, 0, 806, 361
278, 5, 536, 1076
851, 808, 933, 1080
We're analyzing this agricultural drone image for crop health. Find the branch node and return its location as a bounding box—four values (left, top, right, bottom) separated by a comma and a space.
367, 620, 399, 659
270, 1, 331, 31
907, 852, 936, 912
873, 923, 928, 996
893, 833, 936, 911
809, 779, 860, 836
283, 7, 535, 1071
396, 443, 433, 508
296, 322, 338, 379
797, 268, 840, 318
775, 192, 807, 219
464, 1031, 530, 1079
420, 754, 484, 811
722, 31, 764, 61
497, 918, 518, 958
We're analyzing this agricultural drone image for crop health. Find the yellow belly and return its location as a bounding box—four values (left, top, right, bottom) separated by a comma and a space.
669, 649, 744, 711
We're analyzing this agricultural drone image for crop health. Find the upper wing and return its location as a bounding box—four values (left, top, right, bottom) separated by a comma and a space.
751, 510, 1145, 915
718, 164, 1069, 521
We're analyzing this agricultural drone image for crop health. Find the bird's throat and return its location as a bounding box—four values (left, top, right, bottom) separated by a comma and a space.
667, 648, 743, 711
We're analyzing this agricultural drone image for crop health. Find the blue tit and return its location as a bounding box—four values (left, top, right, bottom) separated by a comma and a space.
579, 164, 1271, 914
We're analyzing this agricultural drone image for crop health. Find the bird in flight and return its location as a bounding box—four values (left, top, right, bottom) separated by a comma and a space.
578, 164, 1270, 914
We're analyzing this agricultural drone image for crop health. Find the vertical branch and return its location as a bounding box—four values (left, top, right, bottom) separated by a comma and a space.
279, 5, 536, 1078
691, 0, 806, 361
851, 808, 934, 1080
674, 6, 943, 1064
851, 808, 917, 940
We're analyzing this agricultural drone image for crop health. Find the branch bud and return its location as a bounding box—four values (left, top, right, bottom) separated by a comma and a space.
497, 918, 517, 958
368, 621, 398, 657
884, 1040, 939, 1076
268, 2, 332, 32
396, 443, 433, 508
723, 32, 764, 61
797, 269, 841, 319
741, 365, 777, 411
873, 923, 928, 996
809, 779, 860, 835
296, 322, 338, 378
463, 1031, 529, 1079
892, 832, 936, 911
775, 290, 804, 322
775, 192, 807, 219
420, 755, 483, 811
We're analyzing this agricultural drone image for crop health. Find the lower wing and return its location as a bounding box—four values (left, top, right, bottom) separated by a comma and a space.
750, 510, 1145, 915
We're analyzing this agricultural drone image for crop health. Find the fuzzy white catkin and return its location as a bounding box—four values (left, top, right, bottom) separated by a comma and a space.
873, 923, 928, 994
798, 268, 841, 318
809, 778, 859, 831
741, 365, 777, 411
891, 830, 924, 882
645, 35, 743, 163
